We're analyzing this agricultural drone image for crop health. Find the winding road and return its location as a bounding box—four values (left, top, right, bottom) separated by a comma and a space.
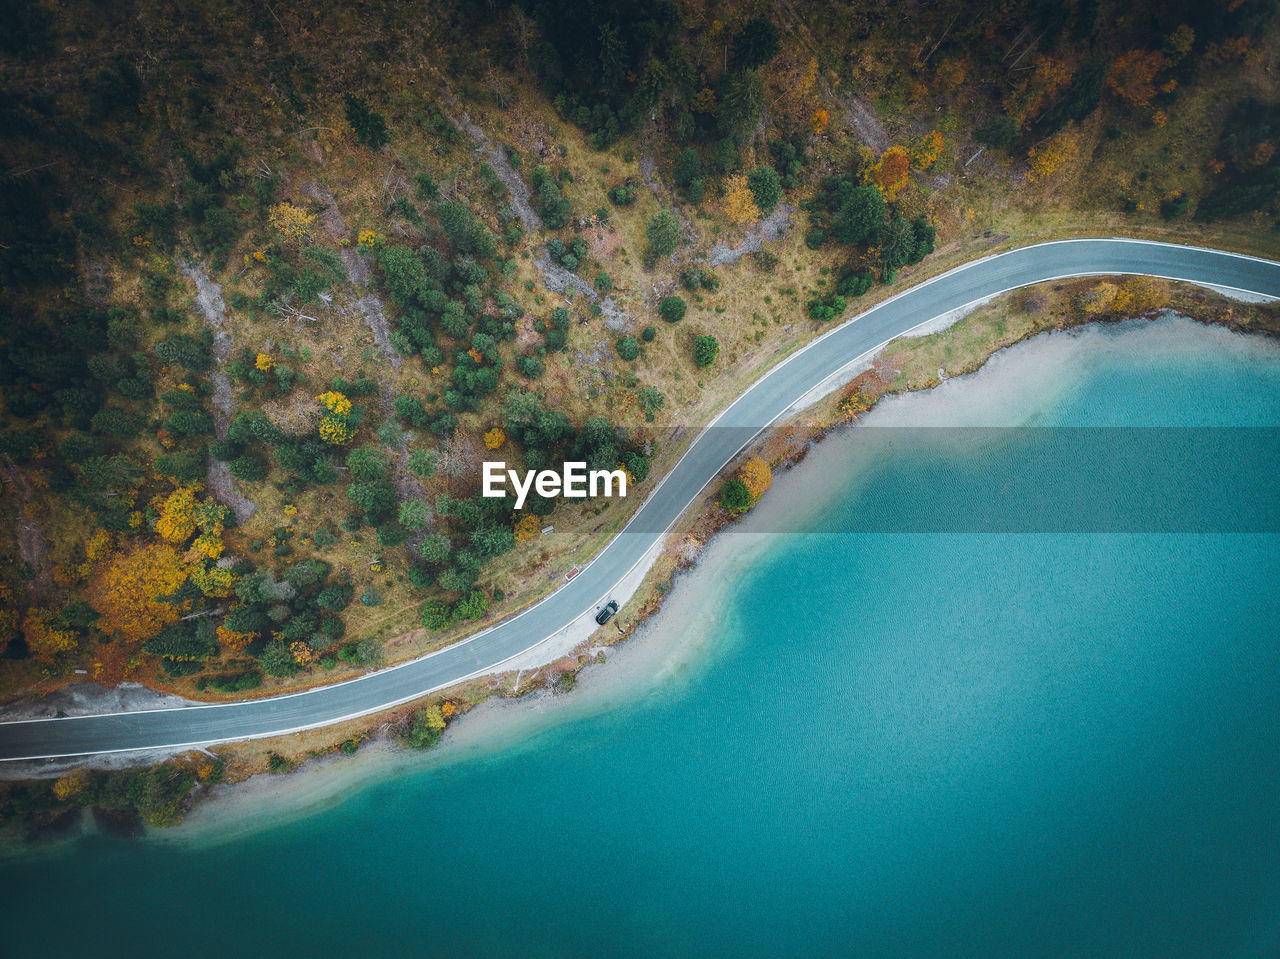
4, 238, 1279, 761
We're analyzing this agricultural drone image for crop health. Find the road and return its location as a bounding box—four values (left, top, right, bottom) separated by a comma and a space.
3, 238, 1279, 761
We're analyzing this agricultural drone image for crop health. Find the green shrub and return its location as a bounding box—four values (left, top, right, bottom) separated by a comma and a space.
659, 296, 687, 323
692, 334, 720, 368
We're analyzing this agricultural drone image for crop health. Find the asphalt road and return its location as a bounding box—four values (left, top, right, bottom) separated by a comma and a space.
4, 238, 1279, 761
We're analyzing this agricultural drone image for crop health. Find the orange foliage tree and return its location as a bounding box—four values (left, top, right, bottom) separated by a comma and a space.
484, 427, 506, 450
869, 146, 910, 201
809, 108, 830, 134
737, 457, 773, 502
87, 544, 189, 643
1106, 50, 1165, 109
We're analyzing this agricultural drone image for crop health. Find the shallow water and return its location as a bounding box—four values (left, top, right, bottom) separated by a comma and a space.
4, 316, 1280, 959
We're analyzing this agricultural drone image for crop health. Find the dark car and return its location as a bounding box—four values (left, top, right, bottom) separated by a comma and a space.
595, 601, 619, 625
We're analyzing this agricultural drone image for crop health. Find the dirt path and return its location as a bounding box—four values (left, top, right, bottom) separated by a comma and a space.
443, 96, 637, 331
180, 261, 256, 524
0, 455, 52, 605
705, 204, 796, 267
444, 106, 544, 234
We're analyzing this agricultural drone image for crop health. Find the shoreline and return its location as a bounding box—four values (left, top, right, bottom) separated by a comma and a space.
2, 280, 1279, 839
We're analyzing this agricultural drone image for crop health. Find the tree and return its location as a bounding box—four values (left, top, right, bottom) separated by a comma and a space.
869, 146, 910, 201
731, 18, 780, 70
399, 499, 431, 529
1106, 50, 1165, 109
346, 446, 388, 480
738, 457, 772, 501
411, 535, 449, 569
659, 296, 687, 323
673, 148, 701, 189
976, 116, 1019, 150
399, 704, 446, 748
420, 600, 449, 630
645, 210, 681, 262
723, 174, 761, 224
259, 639, 299, 677
832, 184, 885, 246
1026, 129, 1080, 183
692, 335, 720, 368
347, 480, 396, 524
616, 336, 640, 361
637, 386, 665, 420
718, 69, 765, 145
747, 166, 782, 214
910, 131, 944, 171
408, 449, 437, 478
719, 477, 752, 514
344, 94, 391, 150
483, 427, 506, 450
87, 545, 188, 643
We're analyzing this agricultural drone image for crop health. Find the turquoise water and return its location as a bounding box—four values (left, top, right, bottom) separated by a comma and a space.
4, 317, 1280, 959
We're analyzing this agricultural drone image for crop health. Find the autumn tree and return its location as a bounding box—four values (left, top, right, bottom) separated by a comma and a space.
910, 131, 944, 171
1106, 50, 1165, 110
868, 146, 910, 201
737, 457, 773, 501
53, 767, 93, 802
22, 608, 78, 661
87, 545, 189, 643
722, 174, 761, 225
1026, 129, 1080, 183
267, 202, 316, 245
1073, 281, 1119, 316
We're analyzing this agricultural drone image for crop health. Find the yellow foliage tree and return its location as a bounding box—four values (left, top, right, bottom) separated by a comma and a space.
1074, 281, 1119, 316
514, 513, 540, 542
722, 174, 761, 225
52, 768, 92, 802
421, 703, 446, 731
1026, 130, 1080, 183
156, 486, 198, 543
1112, 276, 1168, 314
484, 427, 506, 450
317, 391, 355, 445
255, 352, 276, 371
737, 457, 773, 501
910, 131, 944, 171
809, 108, 830, 134
216, 625, 256, 652
290, 641, 317, 666
22, 608, 78, 660
190, 563, 237, 598
317, 391, 352, 416
268, 202, 316, 244
87, 544, 189, 643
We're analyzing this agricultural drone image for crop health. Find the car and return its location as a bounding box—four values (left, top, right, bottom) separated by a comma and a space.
595, 601, 619, 625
